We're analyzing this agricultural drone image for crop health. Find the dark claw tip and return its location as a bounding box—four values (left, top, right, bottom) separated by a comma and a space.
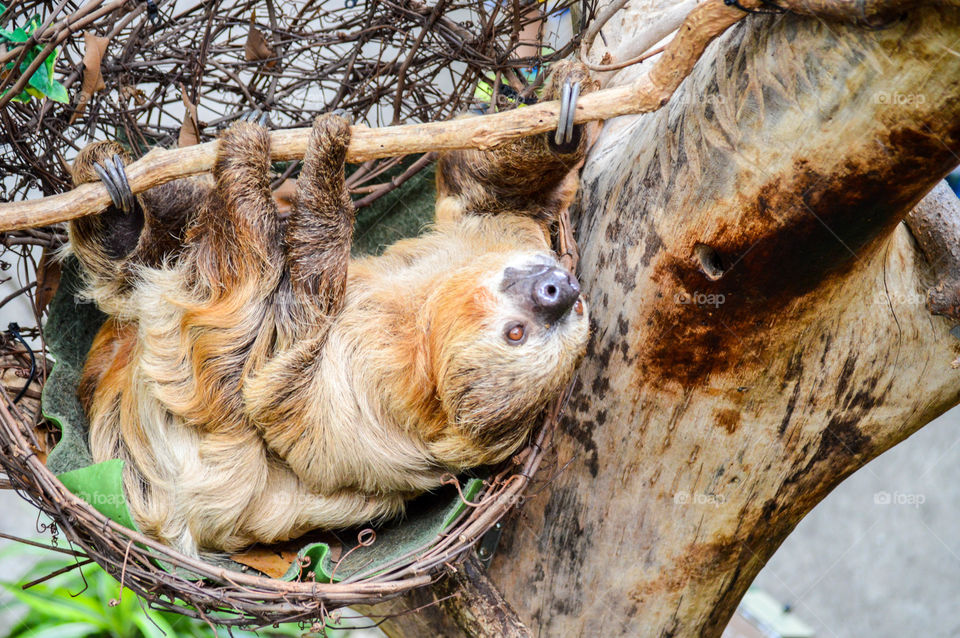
111, 154, 134, 213
93, 155, 134, 213
330, 108, 354, 124
242, 108, 269, 127
93, 162, 123, 211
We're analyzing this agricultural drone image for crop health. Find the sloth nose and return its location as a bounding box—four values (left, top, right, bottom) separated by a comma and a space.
531, 268, 580, 323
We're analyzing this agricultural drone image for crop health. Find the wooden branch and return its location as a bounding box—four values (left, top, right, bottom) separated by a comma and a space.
904, 180, 960, 320
5, 0, 948, 232
0, 0, 755, 232
432, 554, 533, 638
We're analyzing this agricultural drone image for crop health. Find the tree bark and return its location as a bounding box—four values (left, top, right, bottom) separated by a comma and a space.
905, 180, 960, 321
433, 555, 532, 638
376, 3, 960, 637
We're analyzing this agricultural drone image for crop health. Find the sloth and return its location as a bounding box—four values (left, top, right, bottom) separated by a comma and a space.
66, 61, 593, 557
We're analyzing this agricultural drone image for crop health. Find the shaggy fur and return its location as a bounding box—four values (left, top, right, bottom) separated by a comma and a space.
66, 62, 593, 556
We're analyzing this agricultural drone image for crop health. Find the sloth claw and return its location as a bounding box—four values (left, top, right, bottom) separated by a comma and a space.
241, 108, 270, 127
93, 154, 134, 213
554, 79, 581, 147
330, 108, 354, 125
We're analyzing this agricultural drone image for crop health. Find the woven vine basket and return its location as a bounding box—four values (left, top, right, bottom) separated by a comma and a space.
0, 350, 561, 628
0, 0, 586, 625
0, 234, 574, 630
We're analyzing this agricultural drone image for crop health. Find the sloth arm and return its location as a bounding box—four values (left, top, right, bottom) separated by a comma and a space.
242, 115, 357, 489
69, 142, 212, 291
434, 60, 594, 223
282, 114, 354, 321
185, 121, 285, 291
185, 114, 352, 317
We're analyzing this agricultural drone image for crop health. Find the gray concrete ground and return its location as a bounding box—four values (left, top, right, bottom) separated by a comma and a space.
1, 407, 959, 636
752, 406, 960, 638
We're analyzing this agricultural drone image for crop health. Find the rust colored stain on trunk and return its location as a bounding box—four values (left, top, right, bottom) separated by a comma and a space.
715, 408, 741, 434
639, 124, 960, 387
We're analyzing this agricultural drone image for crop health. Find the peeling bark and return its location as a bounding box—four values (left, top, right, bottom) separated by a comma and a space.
377, 4, 960, 637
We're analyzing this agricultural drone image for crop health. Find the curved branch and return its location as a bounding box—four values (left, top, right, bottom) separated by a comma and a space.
904, 180, 960, 319
5, 0, 948, 232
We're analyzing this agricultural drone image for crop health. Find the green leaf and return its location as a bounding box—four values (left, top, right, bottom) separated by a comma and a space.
16, 47, 68, 102
26, 58, 52, 94
58, 459, 140, 531
7, 26, 29, 42
3, 87, 30, 102
43, 48, 69, 103
1, 584, 107, 626
44, 79, 68, 103
23, 13, 40, 34
43, 45, 56, 79
17, 621, 100, 638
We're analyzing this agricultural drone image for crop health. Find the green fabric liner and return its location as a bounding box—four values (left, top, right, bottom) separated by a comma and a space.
57, 459, 139, 532
351, 160, 437, 257
42, 252, 486, 584
284, 478, 484, 583
43, 258, 103, 475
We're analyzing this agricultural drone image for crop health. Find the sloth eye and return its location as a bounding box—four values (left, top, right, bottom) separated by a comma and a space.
504, 323, 526, 345
574, 298, 584, 316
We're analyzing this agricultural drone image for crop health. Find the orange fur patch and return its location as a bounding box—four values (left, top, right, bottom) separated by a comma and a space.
79, 318, 135, 414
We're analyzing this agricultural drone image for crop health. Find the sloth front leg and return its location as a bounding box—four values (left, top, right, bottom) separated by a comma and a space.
284, 113, 354, 319
435, 60, 596, 222
69, 142, 210, 303
187, 121, 284, 289
68, 142, 146, 289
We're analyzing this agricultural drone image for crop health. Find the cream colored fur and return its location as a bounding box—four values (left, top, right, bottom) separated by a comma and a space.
71, 213, 588, 556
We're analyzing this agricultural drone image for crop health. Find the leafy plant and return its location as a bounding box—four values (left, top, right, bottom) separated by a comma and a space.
0, 3, 69, 104
0, 544, 314, 638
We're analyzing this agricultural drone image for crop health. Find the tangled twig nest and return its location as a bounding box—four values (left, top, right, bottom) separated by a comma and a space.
1, 0, 591, 206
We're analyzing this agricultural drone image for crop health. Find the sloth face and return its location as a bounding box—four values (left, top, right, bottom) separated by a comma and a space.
495, 252, 587, 347
426, 252, 589, 465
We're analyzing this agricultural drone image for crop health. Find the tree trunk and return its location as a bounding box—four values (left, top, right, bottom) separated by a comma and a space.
372, 3, 960, 636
